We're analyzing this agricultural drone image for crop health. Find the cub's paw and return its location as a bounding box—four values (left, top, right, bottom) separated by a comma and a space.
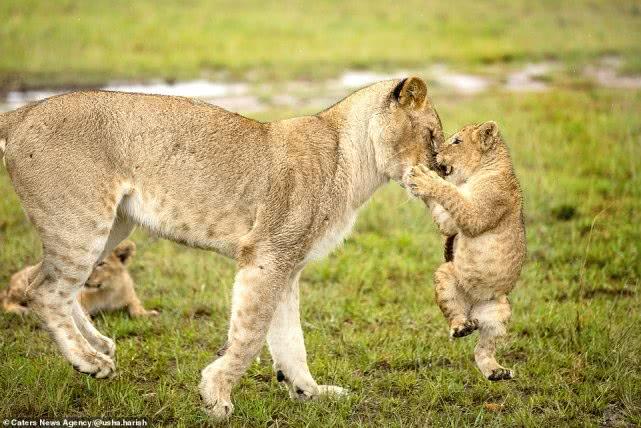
135, 309, 160, 318
450, 319, 479, 338
487, 367, 514, 381
407, 165, 442, 197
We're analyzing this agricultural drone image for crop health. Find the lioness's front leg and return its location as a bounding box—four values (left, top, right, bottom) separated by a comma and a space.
267, 271, 348, 400
199, 263, 285, 421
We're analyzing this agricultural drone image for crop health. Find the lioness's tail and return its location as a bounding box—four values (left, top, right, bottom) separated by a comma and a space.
1, 103, 41, 167
0, 111, 9, 165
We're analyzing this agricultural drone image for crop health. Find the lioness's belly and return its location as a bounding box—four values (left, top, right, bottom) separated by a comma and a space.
119, 184, 256, 258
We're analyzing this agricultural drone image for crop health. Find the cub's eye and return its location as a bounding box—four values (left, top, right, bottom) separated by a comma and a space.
452, 137, 461, 145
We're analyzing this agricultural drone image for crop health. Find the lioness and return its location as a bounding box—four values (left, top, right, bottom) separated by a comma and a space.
407, 121, 526, 381
1, 241, 157, 318
0, 77, 443, 419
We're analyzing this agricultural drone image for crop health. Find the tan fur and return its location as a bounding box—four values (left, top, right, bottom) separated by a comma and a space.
407, 121, 526, 381
1, 241, 156, 318
0, 77, 443, 419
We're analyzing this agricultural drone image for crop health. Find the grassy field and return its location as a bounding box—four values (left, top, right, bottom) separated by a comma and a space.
1, 87, 640, 426
2, 0, 641, 89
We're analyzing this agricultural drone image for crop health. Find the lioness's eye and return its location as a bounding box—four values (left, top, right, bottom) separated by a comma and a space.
96, 261, 106, 267
452, 137, 461, 145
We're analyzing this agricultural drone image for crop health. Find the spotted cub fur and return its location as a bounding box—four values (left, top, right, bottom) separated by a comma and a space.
407, 121, 526, 381
1, 241, 157, 318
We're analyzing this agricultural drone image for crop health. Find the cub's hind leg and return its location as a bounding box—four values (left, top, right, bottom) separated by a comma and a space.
434, 262, 477, 338
470, 296, 513, 381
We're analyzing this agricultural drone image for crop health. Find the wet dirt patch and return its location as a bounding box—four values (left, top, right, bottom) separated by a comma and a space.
2, 57, 639, 113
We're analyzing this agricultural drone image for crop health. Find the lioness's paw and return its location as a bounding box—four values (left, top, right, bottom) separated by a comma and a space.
199, 363, 234, 421
202, 396, 234, 421
487, 367, 514, 381
317, 385, 350, 397
90, 336, 116, 358
450, 319, 479, 338
72, 351, 116, 379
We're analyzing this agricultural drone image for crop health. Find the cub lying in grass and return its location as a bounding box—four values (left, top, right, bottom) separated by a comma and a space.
407, 121, 526, 381
1, 240, 157, 318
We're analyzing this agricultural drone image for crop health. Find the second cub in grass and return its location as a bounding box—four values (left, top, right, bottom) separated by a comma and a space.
2, 241, 157, 318
407, 121, 526, 381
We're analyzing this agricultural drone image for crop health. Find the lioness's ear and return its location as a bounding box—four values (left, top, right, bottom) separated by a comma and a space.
114, 240, 136, 264
477, 121, 499, 152
393, 77, 427, 109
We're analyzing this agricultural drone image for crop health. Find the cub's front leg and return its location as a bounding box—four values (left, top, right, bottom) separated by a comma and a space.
408, 165, 499, 237
425, 198, 458, 237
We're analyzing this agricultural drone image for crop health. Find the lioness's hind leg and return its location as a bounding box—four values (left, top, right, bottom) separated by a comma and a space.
434, 262, 476, 338
24, 198, 122, 377
70, 218, 136, 353
29, 248, 115, 378
470, 296, 513, 381
71, 299, 115, 357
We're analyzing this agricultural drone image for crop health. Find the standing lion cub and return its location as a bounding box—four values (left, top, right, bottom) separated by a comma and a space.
407, 121, 526, 381
1, 241, 157, 318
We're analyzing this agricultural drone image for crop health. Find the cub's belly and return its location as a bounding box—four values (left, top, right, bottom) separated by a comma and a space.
453, 234, 524, 295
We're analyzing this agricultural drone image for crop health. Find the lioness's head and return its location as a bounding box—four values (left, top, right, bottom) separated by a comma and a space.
436, 121, 501, 184
84, 240, 136, 290
368, 77, 444, 181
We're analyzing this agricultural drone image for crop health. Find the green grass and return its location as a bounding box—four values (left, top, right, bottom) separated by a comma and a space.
2, 0, 641, 89
1, 87, 640, 426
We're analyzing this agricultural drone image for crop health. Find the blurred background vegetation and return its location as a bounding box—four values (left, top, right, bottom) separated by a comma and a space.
0, 1, 640, 426
1, 0, 641, 89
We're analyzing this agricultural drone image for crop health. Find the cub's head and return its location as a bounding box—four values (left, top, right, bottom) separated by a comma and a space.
84, 240, 136, 291
369, 77, 444, 181
436, 121, 501, 183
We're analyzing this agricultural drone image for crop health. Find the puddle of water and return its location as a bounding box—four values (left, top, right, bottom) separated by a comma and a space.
2, 58, 639, 113
339, 70, 402, 88
103, 80, 248, 98
3, 80, 259, 112
429, 65, 490, 94
585, 66, 641, 89
505, 63, 553, 92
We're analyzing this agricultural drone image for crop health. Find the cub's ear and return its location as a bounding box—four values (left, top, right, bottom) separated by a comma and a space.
393, 77, 427, 109
113, 240, 136, 264
476, 121, 499, 152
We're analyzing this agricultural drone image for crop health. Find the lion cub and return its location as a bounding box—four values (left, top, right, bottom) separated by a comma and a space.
407, 121, 526, 381
1, 241, 157, 318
